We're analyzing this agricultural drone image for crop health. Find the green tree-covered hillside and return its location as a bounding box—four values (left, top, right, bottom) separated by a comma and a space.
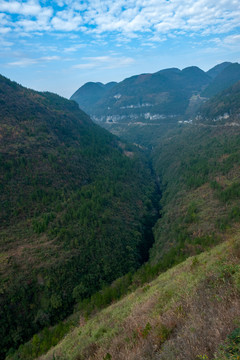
199, 80, 240, 121
0, 75, 157, 359
151, 125, 240, 266
202, 62, 240, 98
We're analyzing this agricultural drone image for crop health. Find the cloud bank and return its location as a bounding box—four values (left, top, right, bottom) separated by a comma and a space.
0, 0, 239, 41
73, 55, 134, 69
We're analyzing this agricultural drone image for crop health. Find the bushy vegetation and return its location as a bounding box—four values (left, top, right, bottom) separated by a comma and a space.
215, 327, 240, 359
6, 242, 183, 360
6, 321, 73, 360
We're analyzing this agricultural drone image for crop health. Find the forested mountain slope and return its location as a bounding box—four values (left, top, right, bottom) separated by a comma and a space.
150, 124, 240, 267
7, 71, 240, 360
70, 81, 117, 113
202, 63, 240, 98
0, 75, 157, 359
206, 61, 232, 79
199, 80, 240, 122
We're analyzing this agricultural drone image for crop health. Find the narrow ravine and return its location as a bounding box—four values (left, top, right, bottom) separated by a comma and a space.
138, 157, 162, 263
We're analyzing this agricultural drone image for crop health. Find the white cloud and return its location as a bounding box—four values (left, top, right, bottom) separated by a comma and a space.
73, 63, 95, 69
73, 55, 134, 69
0, 39, 13, 46
7, 55, 60, 67
224, 34, 240, 45
41, 55, 60, 61
51, 9, 83, 31
0, 0, 239, 42
0, 0, 44, 16
8, 58, 38, 66
63, 44, 86, 52
208, 34, 240, 51
0, 0, 52, 32
0, 27, 11, 33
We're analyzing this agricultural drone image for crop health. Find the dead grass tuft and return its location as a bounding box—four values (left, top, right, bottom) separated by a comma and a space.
74, 343, 100, 360
85, 294, 188, 360
156, 275, 240, 360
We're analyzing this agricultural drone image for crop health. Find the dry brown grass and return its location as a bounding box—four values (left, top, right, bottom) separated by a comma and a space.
77, 291, 188, 360
156, 276, 240, 360
86, 257, 240, 360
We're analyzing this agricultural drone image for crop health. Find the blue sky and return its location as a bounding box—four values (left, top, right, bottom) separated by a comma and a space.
0, 0, 240, 98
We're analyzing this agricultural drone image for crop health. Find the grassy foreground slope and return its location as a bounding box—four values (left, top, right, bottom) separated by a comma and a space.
0, 75, 157, 358
26, 229, 240, 360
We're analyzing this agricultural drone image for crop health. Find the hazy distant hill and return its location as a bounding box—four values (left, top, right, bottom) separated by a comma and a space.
206, 61, 232, 79
71, 66, 211, 118
199, 80, 240, 121
71, 62, 240, 127
0, 75, 156, 358
70, 81, 117, 113
202, 62, 240, 97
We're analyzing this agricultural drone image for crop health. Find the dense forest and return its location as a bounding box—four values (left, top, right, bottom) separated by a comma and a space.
200, 80, 240, 121
0, 75, 158, 359
151, 125, 240, 264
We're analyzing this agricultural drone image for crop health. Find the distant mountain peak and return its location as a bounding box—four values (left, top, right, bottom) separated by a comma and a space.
207, 62, 232, 79
156, 67, 181, 74
182, 66, 206, 74
81, 81, 104, 89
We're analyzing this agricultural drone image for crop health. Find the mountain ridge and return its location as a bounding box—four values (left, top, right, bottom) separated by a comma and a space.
199, 79, 240, 122
70, 65, 212, 117
206, 61, 232, 79
70, 62, 240, 135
